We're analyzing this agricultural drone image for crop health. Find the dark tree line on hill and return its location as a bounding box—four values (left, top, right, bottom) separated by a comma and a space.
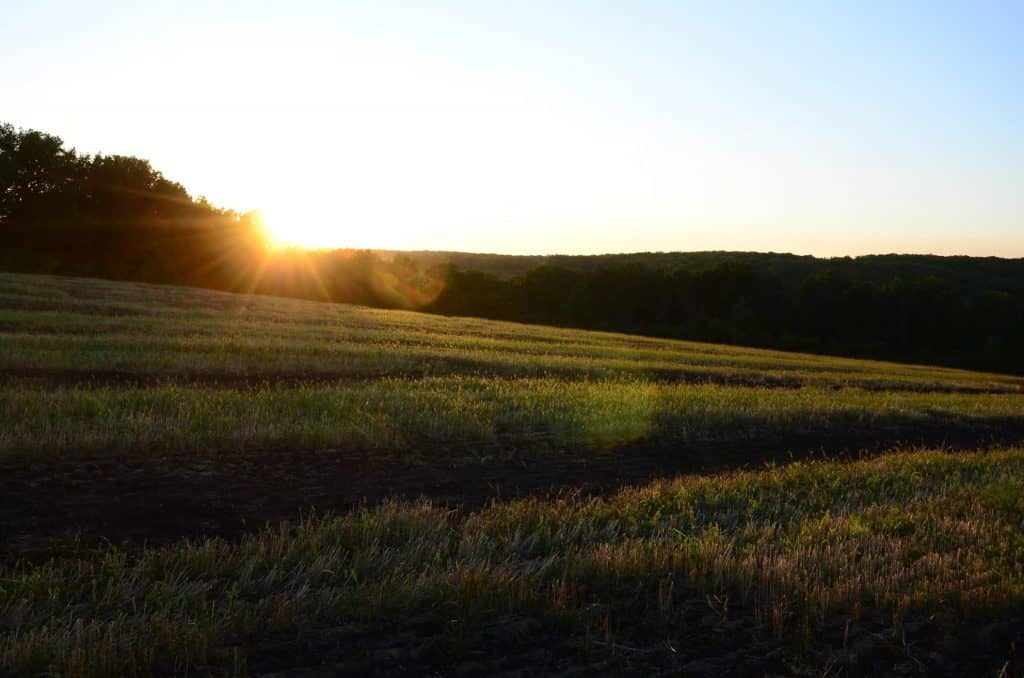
398, 249, 1024, 299
427, 262, 1024, 373
0, 124, 441, 308
2, 123, 1022, 374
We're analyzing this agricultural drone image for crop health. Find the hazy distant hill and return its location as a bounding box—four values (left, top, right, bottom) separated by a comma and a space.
379, 249, 1024, 296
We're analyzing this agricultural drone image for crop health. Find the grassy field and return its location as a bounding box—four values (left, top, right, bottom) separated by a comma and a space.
3, 273, 1021, 391
2, 272, 1024, 676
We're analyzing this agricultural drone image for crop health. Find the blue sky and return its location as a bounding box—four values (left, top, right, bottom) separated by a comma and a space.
3, 1, 1022, 255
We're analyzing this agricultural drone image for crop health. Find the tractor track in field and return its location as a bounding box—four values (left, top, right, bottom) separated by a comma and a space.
4, 421, 1024, 561
0, 366, 1019, 394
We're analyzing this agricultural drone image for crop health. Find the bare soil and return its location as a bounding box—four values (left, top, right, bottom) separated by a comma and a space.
4, 423, 1023, 561
239, 606, 1024, 677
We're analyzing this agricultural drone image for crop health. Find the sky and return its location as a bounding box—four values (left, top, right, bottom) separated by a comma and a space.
3, 1, 1022, 256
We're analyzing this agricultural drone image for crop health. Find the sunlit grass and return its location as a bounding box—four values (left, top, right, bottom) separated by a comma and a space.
1, 273, 1019, 392
1, 379, 1020, 461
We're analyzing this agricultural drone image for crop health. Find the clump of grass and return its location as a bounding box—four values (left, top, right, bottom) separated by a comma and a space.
3, 448, 1024, 675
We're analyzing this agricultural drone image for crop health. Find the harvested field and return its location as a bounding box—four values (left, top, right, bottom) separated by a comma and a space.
2, 272, 1024, 676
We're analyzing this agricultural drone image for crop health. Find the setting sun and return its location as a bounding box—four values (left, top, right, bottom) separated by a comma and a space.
258, 200, 416, 251
257, 207, 325, 250
243, 208, 335, 252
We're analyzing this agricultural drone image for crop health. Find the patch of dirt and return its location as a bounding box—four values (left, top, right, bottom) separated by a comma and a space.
241, 603, 1024, 676
0, 366, 804, 390
3, 423, 1024, 560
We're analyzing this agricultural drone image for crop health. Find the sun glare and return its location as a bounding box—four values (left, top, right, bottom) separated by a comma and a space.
255, 189, 434, 252
258, 206, 337, 250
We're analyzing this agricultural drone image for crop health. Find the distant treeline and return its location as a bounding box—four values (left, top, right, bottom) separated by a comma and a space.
397, 249, 1024, 295
3, 122, 1023, 373
426, 260, 1024, 373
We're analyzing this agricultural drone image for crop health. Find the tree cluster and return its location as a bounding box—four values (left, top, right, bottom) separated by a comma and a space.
0, 123, 268, 290
0, 124, 439, 308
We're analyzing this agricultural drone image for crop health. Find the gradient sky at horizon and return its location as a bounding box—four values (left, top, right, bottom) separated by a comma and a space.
3, 1, 1022, 256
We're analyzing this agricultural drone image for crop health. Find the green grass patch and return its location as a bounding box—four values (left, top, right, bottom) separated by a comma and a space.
1, 379, 1020, 461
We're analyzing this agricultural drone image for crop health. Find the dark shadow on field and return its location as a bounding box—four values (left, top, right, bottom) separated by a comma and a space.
3, 416, 1024, 560
242, 599, 1024, 677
